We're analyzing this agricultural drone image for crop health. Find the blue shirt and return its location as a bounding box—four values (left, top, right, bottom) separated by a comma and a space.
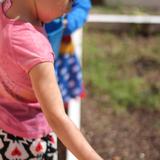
64, 0, 92, 35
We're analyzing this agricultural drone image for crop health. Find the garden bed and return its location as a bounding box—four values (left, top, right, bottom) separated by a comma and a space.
81, 30, 160, 160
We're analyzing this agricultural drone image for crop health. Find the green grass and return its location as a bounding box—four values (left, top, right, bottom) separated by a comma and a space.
83, 30, 160, 110
91, 6, 160, 15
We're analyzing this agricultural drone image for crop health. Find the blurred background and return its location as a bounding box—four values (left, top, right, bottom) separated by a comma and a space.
81, 0, 160, 160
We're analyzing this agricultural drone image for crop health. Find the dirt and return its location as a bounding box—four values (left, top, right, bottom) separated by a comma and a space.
81, 97, 160, 160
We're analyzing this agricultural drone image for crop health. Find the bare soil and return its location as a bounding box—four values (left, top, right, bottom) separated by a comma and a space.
81, 97, 160, 160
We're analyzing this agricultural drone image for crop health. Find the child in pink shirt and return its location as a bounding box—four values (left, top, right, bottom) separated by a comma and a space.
0, 0, 103, 159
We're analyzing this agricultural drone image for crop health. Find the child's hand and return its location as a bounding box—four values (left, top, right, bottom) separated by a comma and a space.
63, 18, 68, 27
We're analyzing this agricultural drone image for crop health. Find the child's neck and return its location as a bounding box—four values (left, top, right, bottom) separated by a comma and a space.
6, 0, 42, 26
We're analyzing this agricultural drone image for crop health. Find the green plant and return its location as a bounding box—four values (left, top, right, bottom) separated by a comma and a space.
83, 30, 160, 110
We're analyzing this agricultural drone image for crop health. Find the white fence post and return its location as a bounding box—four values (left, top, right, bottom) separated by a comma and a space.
66, 28, 83, 160
88, 14, 160, 24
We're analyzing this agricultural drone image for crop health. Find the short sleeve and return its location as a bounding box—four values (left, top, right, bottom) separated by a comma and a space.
10, 24, 54, 73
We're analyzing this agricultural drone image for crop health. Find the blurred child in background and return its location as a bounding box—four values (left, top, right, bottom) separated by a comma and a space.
54, 0, 91, 105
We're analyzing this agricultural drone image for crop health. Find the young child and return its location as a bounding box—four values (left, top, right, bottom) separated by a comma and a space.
0, 0, 103, 159
52, 0, 91, 104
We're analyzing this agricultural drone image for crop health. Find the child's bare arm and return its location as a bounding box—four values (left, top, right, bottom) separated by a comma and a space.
29, 62, 103, 160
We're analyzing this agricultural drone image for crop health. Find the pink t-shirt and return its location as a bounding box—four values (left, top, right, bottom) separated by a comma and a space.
0, 1, 54, 138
